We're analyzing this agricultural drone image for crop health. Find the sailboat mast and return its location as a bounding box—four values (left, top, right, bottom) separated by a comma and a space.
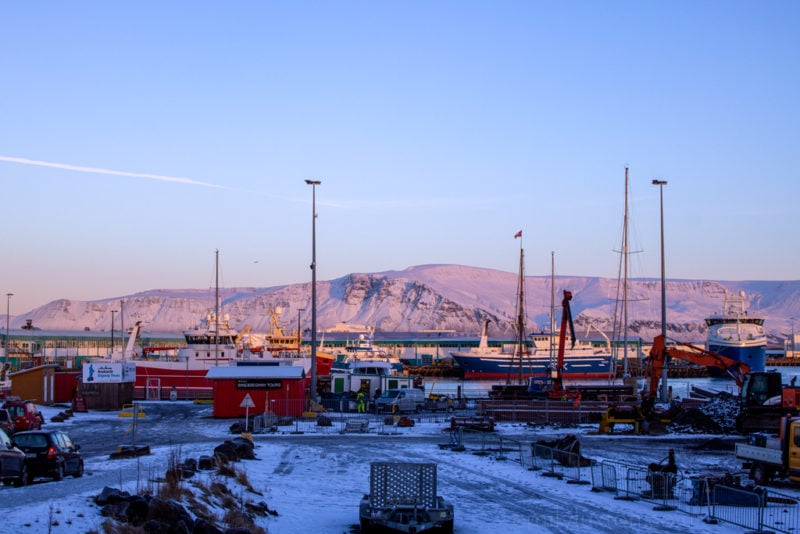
215, 249, 220, 366
622, 167, 630, 376
515, 245, 526, 385
550, 251, 555, 366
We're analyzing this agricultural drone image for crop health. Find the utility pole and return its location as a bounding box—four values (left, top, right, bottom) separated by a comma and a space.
305, 180, 321, 402
652, 179, 669, 402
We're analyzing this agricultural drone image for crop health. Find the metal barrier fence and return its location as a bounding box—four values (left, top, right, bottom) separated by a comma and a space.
586, 457, 800, 533
526, 444, 593, 485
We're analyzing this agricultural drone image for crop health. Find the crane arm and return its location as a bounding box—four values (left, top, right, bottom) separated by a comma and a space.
646, 334, 750, 400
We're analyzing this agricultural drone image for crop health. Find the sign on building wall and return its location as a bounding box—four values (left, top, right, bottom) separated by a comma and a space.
236, 379, 283, 390
82, 362, 136, 383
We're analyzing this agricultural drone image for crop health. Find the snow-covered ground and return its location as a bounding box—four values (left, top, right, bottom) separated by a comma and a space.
0, 402, 796, 533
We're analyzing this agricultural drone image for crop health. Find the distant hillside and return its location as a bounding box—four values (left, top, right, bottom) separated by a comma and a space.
8, 264, 800, 344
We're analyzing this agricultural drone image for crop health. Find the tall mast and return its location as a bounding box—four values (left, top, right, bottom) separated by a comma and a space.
550, 251, 555, 366
622, 167, 630, 376
513, 241, 526, 385
215, 248, 220, 366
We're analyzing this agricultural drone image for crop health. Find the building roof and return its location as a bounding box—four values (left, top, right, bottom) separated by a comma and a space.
205, 365, 305, 380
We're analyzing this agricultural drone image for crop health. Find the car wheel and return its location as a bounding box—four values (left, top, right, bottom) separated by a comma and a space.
53, 462, 64, 481
14, 464, 27, 487
73, 460, 84, 478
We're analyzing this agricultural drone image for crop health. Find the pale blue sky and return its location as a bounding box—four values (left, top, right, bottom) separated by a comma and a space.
2, 1, 798, 313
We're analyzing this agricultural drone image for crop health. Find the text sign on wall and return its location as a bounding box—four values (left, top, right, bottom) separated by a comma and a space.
82, 362, 136, 383
236, 380, 283, 390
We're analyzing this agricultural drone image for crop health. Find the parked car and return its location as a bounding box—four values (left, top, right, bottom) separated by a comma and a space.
12, 430, 83, 481
375, 388, 426, 413
0, 427, 27, 486
0, 407, 14, 435
1, 398, 44, 432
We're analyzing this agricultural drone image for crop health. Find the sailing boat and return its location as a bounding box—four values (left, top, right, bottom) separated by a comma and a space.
450, 232, 531, 381
450, 234, 615, 381
91, 250, 266, 399
610, 167, 645, 381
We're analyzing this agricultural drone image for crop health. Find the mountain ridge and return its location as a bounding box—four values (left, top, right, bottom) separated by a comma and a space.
8, 264, 800, 345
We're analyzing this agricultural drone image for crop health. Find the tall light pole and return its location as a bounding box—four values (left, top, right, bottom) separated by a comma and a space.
652, 179, 668, 402
110, 310, 117, 356
4, 293, 12, 366
305, 179, 321, 402
791, 317, 796, 359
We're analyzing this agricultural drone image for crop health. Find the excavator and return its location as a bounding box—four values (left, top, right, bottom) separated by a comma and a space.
646, 336, 800, 433
643, 334, 750, 417
600, 335, 750, 433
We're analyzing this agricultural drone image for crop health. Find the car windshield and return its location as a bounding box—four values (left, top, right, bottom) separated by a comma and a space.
5, 406, 23, 418
381, 390, 400, 399
13, 434, 48, 448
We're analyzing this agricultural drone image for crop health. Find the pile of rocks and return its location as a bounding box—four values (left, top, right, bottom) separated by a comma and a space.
95, 436, 274, 533
668, 393, 741, 434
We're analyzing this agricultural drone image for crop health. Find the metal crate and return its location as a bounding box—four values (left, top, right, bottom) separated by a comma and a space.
370, 462, 437, 509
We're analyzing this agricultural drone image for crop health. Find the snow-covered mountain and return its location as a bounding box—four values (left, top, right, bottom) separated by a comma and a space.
9, 264, 800, 344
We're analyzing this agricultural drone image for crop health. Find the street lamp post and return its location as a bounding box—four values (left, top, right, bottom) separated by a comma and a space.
4, 293, 12, 366
305, 179, 321, 403
791, 317, 796, 359
652, 179, 668, 402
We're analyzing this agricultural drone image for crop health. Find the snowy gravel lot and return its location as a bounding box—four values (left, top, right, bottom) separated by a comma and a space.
1, 401, 797, 533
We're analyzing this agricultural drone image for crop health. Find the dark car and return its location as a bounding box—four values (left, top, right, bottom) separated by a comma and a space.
0, 407, 14, 435
12, 430, 83, 481
1, 399, 44, 432
0, 427, 27, 486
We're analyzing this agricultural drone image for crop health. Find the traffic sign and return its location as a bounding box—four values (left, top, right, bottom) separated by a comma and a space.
240, 393, 256, 408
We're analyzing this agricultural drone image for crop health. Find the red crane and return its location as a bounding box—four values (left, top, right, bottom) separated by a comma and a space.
548, 290, 581, 401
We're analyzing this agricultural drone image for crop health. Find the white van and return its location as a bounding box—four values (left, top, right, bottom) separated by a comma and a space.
375, 388, 425, 413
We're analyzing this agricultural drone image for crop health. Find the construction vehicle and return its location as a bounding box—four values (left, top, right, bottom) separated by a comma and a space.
528, 290, 581, 401
644, 334, 751, 415
737, 371, 800, 434
646, 336, 800, 434
359, 462, 454, 533
735, 415, 800, 486
598, 335, 751, 434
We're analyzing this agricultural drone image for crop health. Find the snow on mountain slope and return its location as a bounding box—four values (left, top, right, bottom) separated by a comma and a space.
8, 264, 800, 343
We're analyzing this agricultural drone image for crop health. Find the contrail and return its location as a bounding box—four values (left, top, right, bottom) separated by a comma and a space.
0, 155, 226, 189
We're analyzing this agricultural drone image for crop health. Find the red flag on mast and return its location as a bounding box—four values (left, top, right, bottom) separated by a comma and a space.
514, 230, 522, 239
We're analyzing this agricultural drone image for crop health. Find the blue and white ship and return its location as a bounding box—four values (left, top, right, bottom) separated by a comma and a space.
449, 319, 614, 381
705, 291, 766, 373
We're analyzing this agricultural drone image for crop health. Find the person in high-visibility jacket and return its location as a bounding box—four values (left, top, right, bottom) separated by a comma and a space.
356, 390, 366, 413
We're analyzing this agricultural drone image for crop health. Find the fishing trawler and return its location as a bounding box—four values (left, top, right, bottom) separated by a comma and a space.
705, 290, 766, 373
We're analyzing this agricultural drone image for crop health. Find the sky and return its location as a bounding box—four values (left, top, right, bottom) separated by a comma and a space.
2, 2, 799, 313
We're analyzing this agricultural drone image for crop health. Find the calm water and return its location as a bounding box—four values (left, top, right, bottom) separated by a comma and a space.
423, 366, 800, 399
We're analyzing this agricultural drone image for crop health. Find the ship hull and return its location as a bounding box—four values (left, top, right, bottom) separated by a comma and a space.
706, 343, 766, 374
449, 352, 614, 381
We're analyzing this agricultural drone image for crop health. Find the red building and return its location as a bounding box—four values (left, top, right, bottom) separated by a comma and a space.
205, 365, 308, 418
